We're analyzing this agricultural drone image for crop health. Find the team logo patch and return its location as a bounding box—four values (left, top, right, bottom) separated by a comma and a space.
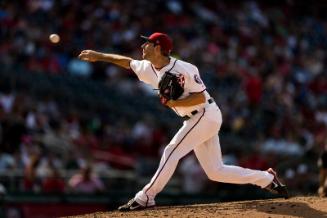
177, 74, 185, 88
194, 74, 202, 84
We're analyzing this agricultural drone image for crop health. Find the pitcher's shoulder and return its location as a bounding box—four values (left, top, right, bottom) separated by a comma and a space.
174, 58, 199, 72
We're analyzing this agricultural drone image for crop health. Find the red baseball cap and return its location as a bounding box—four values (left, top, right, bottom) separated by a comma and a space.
141, 32, 173, 54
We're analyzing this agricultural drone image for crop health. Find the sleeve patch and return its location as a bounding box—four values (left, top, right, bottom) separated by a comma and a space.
194, 74, 203, 84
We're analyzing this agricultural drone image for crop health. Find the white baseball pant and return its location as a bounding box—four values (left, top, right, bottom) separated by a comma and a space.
135, 102, 274, 206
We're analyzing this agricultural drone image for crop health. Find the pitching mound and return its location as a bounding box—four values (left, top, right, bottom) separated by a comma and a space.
65, 196, 327, 218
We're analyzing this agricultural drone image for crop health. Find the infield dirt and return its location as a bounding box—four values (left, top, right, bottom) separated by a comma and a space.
64, 196, 327, 218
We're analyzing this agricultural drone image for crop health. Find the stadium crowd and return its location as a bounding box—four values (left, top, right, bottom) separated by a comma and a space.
0, 0, 326, 195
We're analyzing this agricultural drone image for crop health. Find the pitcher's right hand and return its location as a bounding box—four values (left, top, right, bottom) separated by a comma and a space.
78, 50, 100, 62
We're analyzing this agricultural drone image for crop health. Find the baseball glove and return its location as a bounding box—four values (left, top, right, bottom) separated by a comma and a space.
158, 72, 184, 104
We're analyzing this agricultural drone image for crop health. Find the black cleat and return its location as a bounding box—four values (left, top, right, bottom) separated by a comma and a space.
265, 168, 289, 199
118, 198, 154, 211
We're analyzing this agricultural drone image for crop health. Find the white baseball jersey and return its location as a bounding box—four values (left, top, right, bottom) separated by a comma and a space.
130, 57, 211, 117
129, 57, 275, 207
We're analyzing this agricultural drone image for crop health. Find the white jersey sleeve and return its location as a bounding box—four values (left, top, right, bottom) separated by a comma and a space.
129, 60, 158, 87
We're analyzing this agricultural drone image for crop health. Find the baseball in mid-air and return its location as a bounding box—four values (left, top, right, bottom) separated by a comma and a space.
49, 33, 60, 43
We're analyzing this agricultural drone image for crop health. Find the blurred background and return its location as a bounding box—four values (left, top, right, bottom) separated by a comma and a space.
0, 0, 327, 217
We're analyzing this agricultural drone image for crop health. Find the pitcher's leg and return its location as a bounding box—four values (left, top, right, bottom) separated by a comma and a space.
135, 110, 218, 206
194, 135, 273, 188
135, 141, 183, 206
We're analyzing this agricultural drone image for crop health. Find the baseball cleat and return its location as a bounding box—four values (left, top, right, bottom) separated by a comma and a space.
265, 168, 289, 199
118, 198, 155, 211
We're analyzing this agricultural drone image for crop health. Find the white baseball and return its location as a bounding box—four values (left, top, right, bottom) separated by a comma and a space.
49, 34, 60, 43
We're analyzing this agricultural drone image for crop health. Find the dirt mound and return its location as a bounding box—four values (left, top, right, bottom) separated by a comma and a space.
65, 196, 327, 218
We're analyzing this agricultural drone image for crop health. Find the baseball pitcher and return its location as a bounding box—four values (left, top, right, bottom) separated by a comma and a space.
78, 32, 288, 211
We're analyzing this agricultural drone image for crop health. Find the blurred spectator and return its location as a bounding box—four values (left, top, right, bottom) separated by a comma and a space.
67, 58, 93, 77
244, 71, 262, 106
23, 155, 41, 192
0, 151, 15, 170
20, 135, 41, 168
261, 128, 304, 156
0, 182, 5, 217
68, 164, 105, 193
41, 166, 65, 193
0, 88, 15, 114
0, 182, 6, 195
239, 152, 269, 171
318, 144, 327, 197
40, 120, 73, 160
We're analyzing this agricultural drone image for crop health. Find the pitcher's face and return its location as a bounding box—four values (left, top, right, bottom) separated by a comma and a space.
141, 41, 161, 61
